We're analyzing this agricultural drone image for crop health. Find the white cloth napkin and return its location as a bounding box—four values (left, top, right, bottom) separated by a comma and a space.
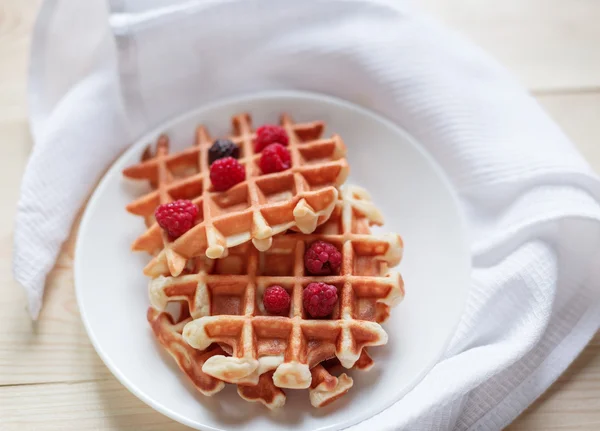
15, 0, 600, 429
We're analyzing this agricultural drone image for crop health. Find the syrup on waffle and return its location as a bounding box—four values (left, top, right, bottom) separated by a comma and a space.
123, 113, 349, 277
149, 185, 404, 397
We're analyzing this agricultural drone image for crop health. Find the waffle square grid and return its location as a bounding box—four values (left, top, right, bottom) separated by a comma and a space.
123, 113, 349, 278
149, 186, 404, 391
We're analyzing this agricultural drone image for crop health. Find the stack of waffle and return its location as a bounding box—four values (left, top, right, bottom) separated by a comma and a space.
123, 113, 405, 409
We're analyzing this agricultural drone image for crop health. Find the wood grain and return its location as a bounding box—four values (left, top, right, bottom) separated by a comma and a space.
1, 219, 113, 386
0, 379, 189, 431
0, 0, 599, 430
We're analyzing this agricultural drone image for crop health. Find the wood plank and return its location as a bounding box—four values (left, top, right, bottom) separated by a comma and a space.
0, 378, 189, 431
0, 0, 110, 386
0, 0, 42, 120
0, 215, 113, 386
0, 335, 596, 431
419, 0, 600, 91
0, 119, 33, 229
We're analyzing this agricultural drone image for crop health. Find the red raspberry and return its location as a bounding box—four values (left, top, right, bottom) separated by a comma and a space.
303, 282, 338, 318
210, 157, 245, 191
154, 199, 199, 239
304, 241, 342, 275
260, 143, 291, 174
254, 125, 288, 152
263, 285, 291, 315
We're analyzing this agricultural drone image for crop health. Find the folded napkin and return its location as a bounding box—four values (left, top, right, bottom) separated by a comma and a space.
16, 0, 600, 429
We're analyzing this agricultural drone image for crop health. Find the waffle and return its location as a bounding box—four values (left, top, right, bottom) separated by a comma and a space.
148, 302, 288, 408
148, 291, 354, 408
149, 185, 404, 398
123, 113, 349, 277
147, 305, 225, 396
237, 362, 353, 409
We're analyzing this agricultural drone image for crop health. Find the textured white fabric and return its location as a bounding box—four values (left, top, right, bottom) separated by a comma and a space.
15, 0, 600, 429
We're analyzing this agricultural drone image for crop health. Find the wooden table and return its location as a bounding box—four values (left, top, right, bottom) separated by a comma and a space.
1, 1, 599, 429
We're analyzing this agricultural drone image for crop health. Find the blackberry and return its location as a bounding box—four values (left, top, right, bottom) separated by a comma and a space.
208, 139, 239, 165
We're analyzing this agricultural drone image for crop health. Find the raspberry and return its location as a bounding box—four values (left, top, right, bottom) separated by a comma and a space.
210, 157, 246, 191
304, 241, 342, 275
263, 285, 291, 315
154, 199, 199, 239
254, 125, 288, 152
208, 139, 239, 165
303, 282, 338, 318
260, 143, 291, 174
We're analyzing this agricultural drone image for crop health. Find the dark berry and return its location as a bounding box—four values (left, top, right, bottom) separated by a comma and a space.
208, 139, 239, 165
304, 241, 342, 275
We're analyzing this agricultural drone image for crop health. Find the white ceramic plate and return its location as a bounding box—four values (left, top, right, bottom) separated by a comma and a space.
75, 91, 470, 431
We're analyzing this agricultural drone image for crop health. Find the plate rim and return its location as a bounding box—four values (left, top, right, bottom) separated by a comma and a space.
74, 89, 471, 431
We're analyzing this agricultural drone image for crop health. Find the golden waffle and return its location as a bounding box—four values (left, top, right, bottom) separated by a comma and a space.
148, 301, 288, 409
148, 291, 354, 408
237, 362, 353, 409
150, 185, 404, 396
147, 305, 226, 396
123, 113, 349, 277
236, 371, 286, 409
309, 359, 354, 408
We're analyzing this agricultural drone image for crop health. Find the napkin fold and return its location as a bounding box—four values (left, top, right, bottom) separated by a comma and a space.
15, 0, 600, 429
